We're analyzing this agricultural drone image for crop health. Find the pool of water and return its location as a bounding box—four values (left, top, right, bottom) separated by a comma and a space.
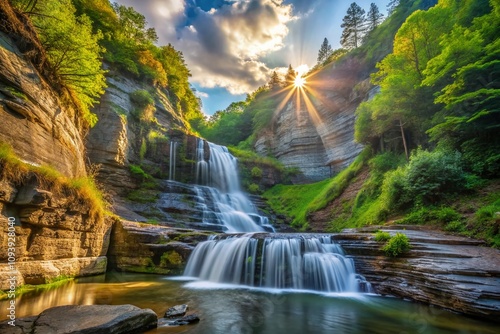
1, 272, 497, 333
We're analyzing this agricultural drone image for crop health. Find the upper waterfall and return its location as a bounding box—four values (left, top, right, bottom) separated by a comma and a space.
170, 138, 275, 233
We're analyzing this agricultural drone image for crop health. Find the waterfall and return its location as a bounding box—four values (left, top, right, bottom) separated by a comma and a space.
169, 141, 178, 181
184, 235, 372, 293
193, 139, 274, 233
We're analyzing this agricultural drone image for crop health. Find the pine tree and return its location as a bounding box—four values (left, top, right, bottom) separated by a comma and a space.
366, 3, 383, 31
340, 2, 366, 50
268, 71, 281, 89
284, 65, 297, 87
317, 37, 333, 64
387, 0, 400, 15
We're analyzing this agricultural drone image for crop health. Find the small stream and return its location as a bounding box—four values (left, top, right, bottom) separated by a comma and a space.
1, 272, 497, 333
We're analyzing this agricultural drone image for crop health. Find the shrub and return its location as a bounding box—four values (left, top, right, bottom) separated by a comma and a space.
404, 148, 466, 204
382, 233, 411, 257
444, 220, 466, 232
130, 90, 154, 108
248, 183, 261, 194
374, 231, 391, 242
251, 166, 263, 178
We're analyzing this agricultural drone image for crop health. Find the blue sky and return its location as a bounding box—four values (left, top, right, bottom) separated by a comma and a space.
114, 0, 389, 115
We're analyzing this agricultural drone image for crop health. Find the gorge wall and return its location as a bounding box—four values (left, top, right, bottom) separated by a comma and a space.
0, 3, 111, 287
254, 60, 371, 183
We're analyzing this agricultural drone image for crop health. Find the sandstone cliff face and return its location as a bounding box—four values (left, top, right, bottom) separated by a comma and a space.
0, 175, 111, 289
255, 61, 370, 182
0, 32, 86, 178
86, 72, 191, 195
0, 6, 111, 287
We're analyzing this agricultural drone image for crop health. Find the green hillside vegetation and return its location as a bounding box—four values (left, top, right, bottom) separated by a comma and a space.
263, 0, 500, 246
10, 0, 202, 128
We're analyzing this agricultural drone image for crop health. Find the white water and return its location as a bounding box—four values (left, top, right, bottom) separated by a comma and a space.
184, 235, 371, 293
193, 139, 274, 233
169, 141, 177, 181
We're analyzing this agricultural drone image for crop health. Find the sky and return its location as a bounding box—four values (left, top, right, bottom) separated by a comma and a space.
113, 0, 389, 115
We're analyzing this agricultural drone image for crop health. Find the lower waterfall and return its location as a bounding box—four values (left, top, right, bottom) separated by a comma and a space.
184, 235, 372, 293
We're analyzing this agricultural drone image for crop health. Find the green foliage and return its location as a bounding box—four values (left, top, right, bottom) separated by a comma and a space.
0, 142, 107, 218
129, 164, 151, 180
382, 233, 411, 257
251, 167, 263, 178
248, 183, 261, 194
13, 0, 107, 127
130, 89, 154, 108
340, 2, 366, 50
126, 189, 158, 203
264, 148, 370, 229
374, 231, 391, 242
317, 37, 333, 64
398, 206, 461, 225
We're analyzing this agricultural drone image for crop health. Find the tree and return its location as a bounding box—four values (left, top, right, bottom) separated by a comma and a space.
268, 71, 282, 89
340, 2, 366, 50
317, 38, 333, 64
366, 3, 384, 32
284, 65, 297, 87
12, 0, 107, 127
387, 0, 400, 15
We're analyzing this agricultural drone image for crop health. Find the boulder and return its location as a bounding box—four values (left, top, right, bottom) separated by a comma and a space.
0, 305, 158, 334
170, 314, 200, 326
164, 304, 188, 318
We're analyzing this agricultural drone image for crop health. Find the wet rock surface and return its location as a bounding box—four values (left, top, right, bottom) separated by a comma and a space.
165, 304, 188, 318
108, 220, 213, 274
334, 225, 500, 322
0, 304, 157, 334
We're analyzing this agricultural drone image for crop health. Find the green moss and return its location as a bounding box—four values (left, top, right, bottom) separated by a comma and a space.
126, 189, 159, 203
374, 231, 391, 242
159, 251, 183, 268
0, 275, 74, 301
5, 86, 28, 101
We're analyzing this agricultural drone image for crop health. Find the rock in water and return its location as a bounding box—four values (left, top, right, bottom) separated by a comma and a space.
165, 304, 188, 318
170, 314, 200, 326
0, 305, 158, 334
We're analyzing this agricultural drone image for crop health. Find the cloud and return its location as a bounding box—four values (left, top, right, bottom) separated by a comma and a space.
174, 0, 295, 94
114, 0, 295, 95
195, 90, 209, 98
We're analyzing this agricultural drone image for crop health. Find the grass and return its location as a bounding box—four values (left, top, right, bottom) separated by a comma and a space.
0, 275, 74, 301
263, 148, 370, 229
374, 231, 391, 242
0, 142, 108, 218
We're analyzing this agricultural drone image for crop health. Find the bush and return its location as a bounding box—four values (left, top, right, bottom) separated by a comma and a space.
374, 231, 391, 242
130, 90, 154, 108
251, 166, 263, 178
404, 148, 466, 204
248, 183, 261, 194
382, 233, 411, 257
399, 206, 461, 225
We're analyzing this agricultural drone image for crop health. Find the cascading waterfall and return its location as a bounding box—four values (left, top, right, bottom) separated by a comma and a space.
169, 141, 178, 181
184, 235, 371, 293
181, 138, 371, 295
193, 139, 274, 233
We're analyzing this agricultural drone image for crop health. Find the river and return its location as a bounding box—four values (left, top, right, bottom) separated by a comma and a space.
1, 272, 498, 333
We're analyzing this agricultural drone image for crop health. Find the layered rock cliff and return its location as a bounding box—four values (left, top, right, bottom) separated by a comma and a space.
254, 61, 371, 182
0, 3, 111, 287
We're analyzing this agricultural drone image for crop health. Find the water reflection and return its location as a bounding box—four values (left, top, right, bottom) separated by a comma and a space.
1, 273, 497, 334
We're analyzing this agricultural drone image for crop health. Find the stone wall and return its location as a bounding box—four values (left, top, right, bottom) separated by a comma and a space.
0, 176, 112, 288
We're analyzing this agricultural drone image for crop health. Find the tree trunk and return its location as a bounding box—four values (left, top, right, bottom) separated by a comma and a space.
399, 119, 409, 160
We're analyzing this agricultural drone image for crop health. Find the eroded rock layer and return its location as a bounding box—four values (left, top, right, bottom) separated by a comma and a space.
335, 226, 500, 322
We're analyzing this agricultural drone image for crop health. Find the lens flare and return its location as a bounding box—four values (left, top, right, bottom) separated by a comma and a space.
294, 76, 306, 88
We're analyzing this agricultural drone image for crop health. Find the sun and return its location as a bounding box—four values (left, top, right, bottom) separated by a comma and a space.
294, 76, 306, 88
